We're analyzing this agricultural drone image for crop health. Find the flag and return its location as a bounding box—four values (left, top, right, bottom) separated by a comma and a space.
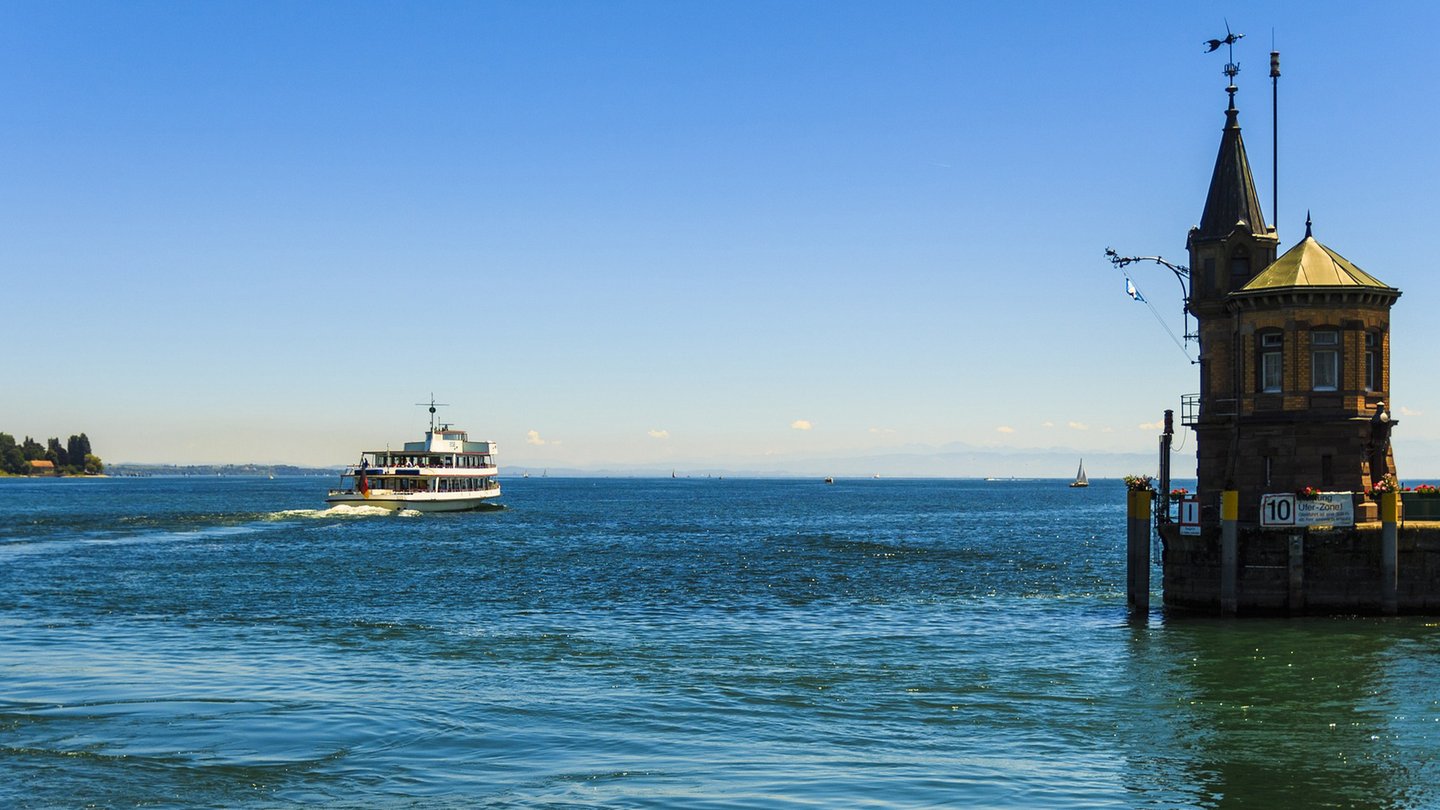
356, 459, 370, 497
1125, 277, 1147, 303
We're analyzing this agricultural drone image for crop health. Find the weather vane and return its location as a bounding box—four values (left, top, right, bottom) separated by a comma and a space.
1205, 21, 1245, 86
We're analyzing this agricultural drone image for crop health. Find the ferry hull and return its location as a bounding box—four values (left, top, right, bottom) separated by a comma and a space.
325, 490, 502, 512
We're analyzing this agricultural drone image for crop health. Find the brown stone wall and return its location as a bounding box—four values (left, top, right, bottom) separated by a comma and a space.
1191, 297, 1394, 524
1160, 524, 1440, 615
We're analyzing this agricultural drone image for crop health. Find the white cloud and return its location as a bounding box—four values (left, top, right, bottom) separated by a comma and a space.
1068, 421, 1089, 431
526, 430, 547, 446
1138, 421, 1164, 431
791, 420, 813, 431
1101, 427, 1115, 434
647, 429, 670, 439
868, 427, 896, 435
1401, 406, 1423, 417
996, 426, 1015, 434
1041, 421, 1055, 429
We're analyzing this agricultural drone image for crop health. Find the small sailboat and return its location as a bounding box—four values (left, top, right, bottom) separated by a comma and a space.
1069, 459, 1089, 488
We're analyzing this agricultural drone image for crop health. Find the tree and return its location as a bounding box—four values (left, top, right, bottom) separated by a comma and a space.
67, 434, 91, 470
2, 431, 100, 474
21, 437, 44, 460
1, 433, 24, 474
47, 438, 68, 469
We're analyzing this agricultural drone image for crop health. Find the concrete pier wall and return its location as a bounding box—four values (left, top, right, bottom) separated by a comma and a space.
1159, 523, 1440, 615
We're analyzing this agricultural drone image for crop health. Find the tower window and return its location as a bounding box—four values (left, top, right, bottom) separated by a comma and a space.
1312, 330, 1340, 391
1259, 332, 1283, 393
1229, 249, 1251, 285
1366, 331, 1382, 392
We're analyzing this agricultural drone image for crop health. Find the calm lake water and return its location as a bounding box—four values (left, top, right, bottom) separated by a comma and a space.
3, 476, 1438, 808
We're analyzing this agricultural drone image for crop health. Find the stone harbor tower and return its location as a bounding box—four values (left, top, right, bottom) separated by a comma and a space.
1143, 58, 1439, 617
1183, 81, 1401, 524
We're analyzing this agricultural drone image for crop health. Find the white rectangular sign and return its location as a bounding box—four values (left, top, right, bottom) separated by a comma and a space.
1178, 497, 1201, 535
1260, 492, 1354, 528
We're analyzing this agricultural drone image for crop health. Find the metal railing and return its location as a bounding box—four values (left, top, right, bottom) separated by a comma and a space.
1180, 394, 1201, 426
1180, 394, 1239, 425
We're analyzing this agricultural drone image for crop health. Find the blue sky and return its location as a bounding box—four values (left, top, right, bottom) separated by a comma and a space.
5, 1, 1440, 474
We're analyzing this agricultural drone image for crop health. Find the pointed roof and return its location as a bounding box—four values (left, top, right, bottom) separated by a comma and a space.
1196, 100, 1269, 240
1239, 234, 1391, 292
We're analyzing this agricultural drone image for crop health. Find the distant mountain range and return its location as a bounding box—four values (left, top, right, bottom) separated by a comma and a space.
106, 463, 338, 477
508, 444, 1168, 480
106, 436, 1440, 479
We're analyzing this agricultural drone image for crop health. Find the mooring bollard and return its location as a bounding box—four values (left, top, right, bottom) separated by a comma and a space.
1220, 490, 1238, 616
1127, 488, 1151, 614
1382, 491, 1399, 615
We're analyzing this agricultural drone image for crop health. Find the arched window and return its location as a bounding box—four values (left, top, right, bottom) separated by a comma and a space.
1311, 329, 1340, 391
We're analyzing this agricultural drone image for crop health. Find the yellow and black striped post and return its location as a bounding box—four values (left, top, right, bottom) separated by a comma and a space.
1382, 491, 1399, 615
1220, 490, 1238, 616
1127, 489, 1151, 614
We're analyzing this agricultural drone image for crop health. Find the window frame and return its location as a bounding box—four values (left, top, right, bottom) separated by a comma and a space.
1311, 329, 1340, 392
1258, 331, 1284, 394
1365, 331, 1382, 392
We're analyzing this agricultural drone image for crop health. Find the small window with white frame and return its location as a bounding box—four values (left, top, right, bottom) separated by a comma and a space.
1259, 332, 1283, 393
1312, 329, 1340, 391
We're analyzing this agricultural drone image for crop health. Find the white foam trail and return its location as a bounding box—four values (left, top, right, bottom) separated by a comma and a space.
268, 505, 417, 519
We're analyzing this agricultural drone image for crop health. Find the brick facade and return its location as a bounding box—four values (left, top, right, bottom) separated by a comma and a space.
1180, 97, 1399, 526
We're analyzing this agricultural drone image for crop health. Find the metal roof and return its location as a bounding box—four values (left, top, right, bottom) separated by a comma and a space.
1239, 235, 1391, 291
1196, 105, 1269, 241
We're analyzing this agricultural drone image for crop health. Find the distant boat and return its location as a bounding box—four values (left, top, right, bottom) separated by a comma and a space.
326, 397, 501, 511
1069, 460, 1089, 488
824, 477, 834, 484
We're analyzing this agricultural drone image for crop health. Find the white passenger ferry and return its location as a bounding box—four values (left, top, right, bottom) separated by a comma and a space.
327, 399, 501, 512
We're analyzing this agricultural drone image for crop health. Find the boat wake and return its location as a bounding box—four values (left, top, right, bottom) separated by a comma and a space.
269, 505, 421, 519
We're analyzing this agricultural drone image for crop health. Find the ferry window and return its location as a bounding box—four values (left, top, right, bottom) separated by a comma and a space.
1311, 329, 1340, 391
1258, 332, 1283, 393
1366, 332, 1382, 392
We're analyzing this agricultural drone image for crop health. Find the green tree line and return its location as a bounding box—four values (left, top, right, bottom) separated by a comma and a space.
0, 432, 104, 475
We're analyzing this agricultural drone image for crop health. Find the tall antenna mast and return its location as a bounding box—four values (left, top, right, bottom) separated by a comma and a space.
416, 394, 450, 432
1270, 35, 1281, 234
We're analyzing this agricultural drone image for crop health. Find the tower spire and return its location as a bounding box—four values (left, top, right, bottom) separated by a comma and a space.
1197, 24, 1268, 241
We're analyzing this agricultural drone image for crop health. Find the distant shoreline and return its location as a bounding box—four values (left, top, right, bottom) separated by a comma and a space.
0, 472, 108, 479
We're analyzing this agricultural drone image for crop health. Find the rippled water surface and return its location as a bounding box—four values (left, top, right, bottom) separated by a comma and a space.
3, 476, 1439, 808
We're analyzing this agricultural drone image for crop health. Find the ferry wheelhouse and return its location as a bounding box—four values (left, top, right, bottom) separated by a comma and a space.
327, 401, 501, 512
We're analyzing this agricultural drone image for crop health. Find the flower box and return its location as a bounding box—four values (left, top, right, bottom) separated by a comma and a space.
1401, 491, 1440, 520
